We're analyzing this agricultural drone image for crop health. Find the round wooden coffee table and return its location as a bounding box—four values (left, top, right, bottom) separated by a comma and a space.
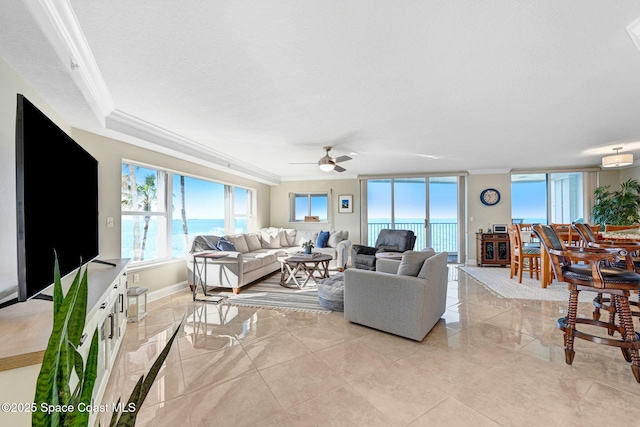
279, 253, 332, 289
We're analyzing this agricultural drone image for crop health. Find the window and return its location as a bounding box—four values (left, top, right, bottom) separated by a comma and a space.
289, 193, 329, 222
122, 161, 255, 264
511, 172, 584, 224
121, 163, 168, 262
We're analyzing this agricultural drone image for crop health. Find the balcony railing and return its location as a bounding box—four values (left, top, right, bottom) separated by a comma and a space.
367, 222, 458, 254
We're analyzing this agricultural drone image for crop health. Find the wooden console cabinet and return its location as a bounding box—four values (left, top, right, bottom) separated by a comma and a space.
476, 233, 510, 267
0, 258, 129, 427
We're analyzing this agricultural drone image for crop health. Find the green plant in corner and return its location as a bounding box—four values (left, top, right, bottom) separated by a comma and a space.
33, 255, 98, 427
33, 255, 183, 427
592, 178, 640, 229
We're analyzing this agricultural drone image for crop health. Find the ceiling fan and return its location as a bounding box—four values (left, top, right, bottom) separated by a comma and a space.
290, 146, 352, 172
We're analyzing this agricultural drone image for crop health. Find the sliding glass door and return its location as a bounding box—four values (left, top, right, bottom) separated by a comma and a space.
365, 176, 459, 260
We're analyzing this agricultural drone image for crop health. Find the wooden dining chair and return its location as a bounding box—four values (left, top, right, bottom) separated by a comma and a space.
573, 222, 640, 326
507, 224, 521, 279
515, 223, 540, 282
534, 224, 640, 382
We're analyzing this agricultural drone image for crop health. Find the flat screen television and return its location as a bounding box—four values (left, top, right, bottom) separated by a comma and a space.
9, 94, 99, 307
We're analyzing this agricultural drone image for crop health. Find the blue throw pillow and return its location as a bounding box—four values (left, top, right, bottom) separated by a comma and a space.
216, 237, 237, 251
316, 230, 330, 248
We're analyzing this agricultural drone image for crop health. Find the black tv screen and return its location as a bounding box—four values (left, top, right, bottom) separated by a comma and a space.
15, 94, 99, 302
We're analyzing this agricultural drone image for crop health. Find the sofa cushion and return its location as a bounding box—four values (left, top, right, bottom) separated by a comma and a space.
225, 234, 249, 253
398, 249, 436, 276
216, 237, 236, 252
327, 230, 344, 248
316, 230, 330, 248
245, 233, 262, 252
242, 257, 263, 273
281, 228, 297, 246
260, 229, 282, 249
296, 230, 318, 246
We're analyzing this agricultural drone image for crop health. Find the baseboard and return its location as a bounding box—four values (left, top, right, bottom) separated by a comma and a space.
147, 281, 189, 302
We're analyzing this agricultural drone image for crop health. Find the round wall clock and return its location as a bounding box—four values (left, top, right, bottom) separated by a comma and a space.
480, 188, 501, 206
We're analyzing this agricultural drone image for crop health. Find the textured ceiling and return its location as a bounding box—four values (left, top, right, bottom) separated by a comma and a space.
2, 1, 640, 184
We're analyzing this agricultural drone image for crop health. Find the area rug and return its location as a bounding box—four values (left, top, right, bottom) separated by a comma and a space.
211, 271, 333, 314
458, 265, 597, 303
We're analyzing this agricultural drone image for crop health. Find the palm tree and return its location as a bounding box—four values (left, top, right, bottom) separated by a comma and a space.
137, 174, 157, 260
180, 175, 189, 251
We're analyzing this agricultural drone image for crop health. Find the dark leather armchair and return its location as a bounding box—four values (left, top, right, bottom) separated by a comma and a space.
351, 229, 416, 270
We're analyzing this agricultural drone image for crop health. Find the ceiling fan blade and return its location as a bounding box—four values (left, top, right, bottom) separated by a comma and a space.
334, 165, 346, 173
333, 155, 352, 163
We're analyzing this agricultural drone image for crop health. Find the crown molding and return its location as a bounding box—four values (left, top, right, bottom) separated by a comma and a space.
24, 0, 115, 124
106, 110, 281, 186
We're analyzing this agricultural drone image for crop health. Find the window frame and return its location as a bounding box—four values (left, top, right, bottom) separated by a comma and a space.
121, 160, 256, 266
288, 192, 330, 222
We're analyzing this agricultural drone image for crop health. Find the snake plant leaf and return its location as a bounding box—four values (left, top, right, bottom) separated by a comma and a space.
66, 329, 99, 427
33, 260, 85, 426
67, 266, 88, 347
108, 398, 123, 427
112, 317, 184, 427
53, 250, 63, 316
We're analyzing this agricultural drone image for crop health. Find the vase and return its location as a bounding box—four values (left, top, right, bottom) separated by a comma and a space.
304, 246, 312, 254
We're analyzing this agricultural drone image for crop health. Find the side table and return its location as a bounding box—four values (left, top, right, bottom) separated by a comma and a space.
192, 252, 228, 301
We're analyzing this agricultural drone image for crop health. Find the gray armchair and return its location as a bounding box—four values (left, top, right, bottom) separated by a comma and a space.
351, 229, 416, 270
343, 250, 448, 341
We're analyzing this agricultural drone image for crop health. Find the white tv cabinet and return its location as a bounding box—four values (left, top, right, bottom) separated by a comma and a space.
0, 258, 130, 427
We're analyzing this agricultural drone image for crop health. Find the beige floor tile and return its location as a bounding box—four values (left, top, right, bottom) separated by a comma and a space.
408, 397, 501, 427
181, 345, 257, 393
314, 339, 394, 382
242, 331, 311, 370
187, 371, 282, 427
134, 395, 192, 427
259, 353, 344, 408
285, 384, 395, 426
348, 362, 449, 425
105, 266, 640, 426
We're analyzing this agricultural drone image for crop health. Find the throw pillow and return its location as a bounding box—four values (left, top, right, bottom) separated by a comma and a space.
281, 228, 297, 246
316, 230, 330, 248
260, 229, 281, 249
296, 230, 318, 246
224, 234, 249, 253
397, 249, 436, 276
245, 233, 262, 252
216, 237, 237, 252
327, 230, 343, 248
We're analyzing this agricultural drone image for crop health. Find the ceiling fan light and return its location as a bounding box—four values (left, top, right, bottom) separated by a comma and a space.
602, 147, 633, 168
319, 162, 335, 172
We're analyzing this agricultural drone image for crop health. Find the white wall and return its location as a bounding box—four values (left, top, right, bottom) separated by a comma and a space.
270, 179, 361, 245
465, 174, 512, 264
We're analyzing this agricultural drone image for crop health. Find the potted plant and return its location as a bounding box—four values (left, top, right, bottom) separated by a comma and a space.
33, 256, 182, 427
302, 240, 315, 254
592, 178, 640, 229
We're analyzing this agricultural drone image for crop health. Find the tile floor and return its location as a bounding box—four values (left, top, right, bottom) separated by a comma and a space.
98, 266, 640, 426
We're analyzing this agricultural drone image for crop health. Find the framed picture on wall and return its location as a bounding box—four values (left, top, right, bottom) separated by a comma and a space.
338, 194, 353, 214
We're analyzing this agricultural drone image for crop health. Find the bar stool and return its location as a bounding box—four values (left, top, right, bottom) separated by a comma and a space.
534, 224, 640, 382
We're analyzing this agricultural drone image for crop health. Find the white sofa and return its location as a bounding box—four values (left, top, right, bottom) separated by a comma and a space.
186, 228, 351, 294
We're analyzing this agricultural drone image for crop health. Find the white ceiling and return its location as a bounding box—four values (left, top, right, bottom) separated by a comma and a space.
2, 0, 640, 185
